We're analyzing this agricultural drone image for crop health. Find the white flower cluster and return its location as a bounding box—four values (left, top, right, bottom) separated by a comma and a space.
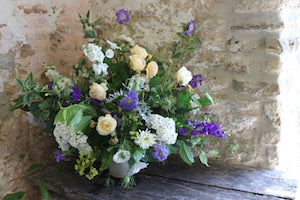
53, 122, 92, 155
45, 67, 73, 90
127, 74, 150, 92
148, 114, 178, 145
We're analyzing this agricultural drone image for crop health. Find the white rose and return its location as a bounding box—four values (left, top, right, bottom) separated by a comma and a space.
176, 66, 193, 86
129, 55, 146, 73
96, 114, 117, 136
89, 82, 108, 101
146, 61, 158, 78
131, 45, 148, 59
105, 49, 114, 58
92, 63, 109, 76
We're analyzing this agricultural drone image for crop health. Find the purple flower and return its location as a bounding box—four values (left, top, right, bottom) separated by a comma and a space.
178, 128, 187, 135
189, 74, 206, 89
70, 87, 81, 101
184, 20, 196, 36
119, 91, 138, 110
92, 98, 102, 106
54, 151, 65, 163
48, 81, 54, 90
199, 121, 225, 138
115, 9, 129, 24
152, 143, 169, 162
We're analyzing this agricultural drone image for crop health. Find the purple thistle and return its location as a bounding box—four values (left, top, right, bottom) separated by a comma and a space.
119, 91, 138, 110
54, 151, 65, 163
184, 20, 196, 36
152, 143, 169, 162
178, 128, 187, 135
92, 98, 102, 106
115, 9, 129, 24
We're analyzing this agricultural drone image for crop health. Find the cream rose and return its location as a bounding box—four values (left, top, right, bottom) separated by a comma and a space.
129, 55, 146, 73
131, 45, 148, 59
146, 61, 158, 78
176, 66, 193, 86
96, 114, 117, 136
89, 83, 108, 100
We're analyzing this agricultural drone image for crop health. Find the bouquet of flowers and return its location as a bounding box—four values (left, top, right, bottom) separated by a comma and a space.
11, 9, 228, 187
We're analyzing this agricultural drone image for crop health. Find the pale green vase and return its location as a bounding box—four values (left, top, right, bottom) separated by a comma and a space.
108, 160, 129, 178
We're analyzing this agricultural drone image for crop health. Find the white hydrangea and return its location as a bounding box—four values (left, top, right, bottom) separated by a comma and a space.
45, 68, 60, 81
92, 63, 109, 76
57, 77, 73, 90
149, 114, 178, 145
53, 122, 92, 155
134, 129, 156, 149
82, 43, 104, 63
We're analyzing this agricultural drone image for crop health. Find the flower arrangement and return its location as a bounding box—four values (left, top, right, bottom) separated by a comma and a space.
11, 9, 230, 187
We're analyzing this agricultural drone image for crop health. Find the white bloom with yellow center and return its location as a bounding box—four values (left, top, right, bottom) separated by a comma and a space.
113, 150, 131, 163
134, 129, 156, 149
96, 114, 117, 136
176, 66, 193, 86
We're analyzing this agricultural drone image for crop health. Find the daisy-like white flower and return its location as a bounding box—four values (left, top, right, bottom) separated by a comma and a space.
134, 129, 156, 149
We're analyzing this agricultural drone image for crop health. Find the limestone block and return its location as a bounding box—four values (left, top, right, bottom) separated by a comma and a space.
0, 50, 15, 69
234, 0, 283, 13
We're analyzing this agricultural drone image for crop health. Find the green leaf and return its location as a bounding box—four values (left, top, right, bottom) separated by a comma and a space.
208, 150, 220, 158
38, 101, 50, 111
39, 181, 49, 200
15, 79, 25, 88
176, 32, 187, 39
68, 109, 83, 127
10, 96, 25, 111
73, 115, 92, 132
86, 10, 90, 19
84, 30, 96, 39
54, 109, 65, 124
27, 163, 44, 173
179, 142, 194, 166
3, 191, 26, 200
25, 73, 34, 86
149, 76, 161, 89
23, 95, 31, 107
132, 149, 146, 162
53, 164, 63, 187
199, 151, 209, 167
193, 38, 202, 45
177, 92, 192, 105
93, 17, 103, 26
205, 92, 214, 104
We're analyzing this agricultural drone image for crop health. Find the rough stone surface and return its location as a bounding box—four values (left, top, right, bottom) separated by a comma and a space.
0, 0, 285, 199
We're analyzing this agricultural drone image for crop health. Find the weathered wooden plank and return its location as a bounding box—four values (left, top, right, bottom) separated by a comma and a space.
143, 157, 298, 200
27, 164, 289, 200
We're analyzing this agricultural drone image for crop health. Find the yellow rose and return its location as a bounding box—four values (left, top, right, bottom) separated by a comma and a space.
129, 55, 146, 73
131, 45, 148, 59
89, 83, 108, 100
176, 66, 193, 86
96, 114, 117, 136
146, 61, 158, 78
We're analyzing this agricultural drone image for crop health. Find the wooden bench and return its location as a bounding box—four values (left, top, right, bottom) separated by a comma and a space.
27, 157, 298, 200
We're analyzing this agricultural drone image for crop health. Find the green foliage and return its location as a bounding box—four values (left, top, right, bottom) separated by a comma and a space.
3, 192, 25, 200
199, 151, 209, 167
178, 142, 194, 166
26, 164, 44, 173
39, 181, 49, 200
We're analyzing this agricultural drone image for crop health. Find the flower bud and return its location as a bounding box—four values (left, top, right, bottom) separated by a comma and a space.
89, 83, 108, 100
131, 45, 148, 59
146, 61, 158, 78
129, 55, 146, 73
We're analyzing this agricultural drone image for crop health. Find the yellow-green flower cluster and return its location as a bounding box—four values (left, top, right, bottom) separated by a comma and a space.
74, 150, 99, 180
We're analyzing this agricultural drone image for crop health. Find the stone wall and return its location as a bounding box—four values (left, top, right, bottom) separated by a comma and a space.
0, 0, 284, 199
0, 1, 90, 199
91, 0, 283, 168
